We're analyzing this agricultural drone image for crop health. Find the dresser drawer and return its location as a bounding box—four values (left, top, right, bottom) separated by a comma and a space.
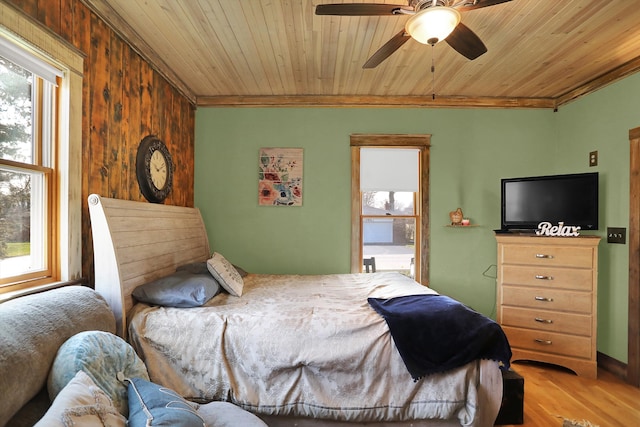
501, 244, 593, 268
501, 285, 592, 314
501, 265, 592, 291
502, 326, 592, 359
501, 306, 592, 336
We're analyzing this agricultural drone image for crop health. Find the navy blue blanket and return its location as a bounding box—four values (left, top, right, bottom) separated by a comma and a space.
368, 294, 511, 381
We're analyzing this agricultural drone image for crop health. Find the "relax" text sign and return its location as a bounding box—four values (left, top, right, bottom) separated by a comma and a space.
535, 221, 581, 237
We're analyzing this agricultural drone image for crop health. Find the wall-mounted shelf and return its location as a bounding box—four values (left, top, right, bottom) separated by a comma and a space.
445, 224, 480, 228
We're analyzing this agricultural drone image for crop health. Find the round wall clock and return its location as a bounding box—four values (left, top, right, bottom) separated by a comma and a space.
136, 135, 173, 203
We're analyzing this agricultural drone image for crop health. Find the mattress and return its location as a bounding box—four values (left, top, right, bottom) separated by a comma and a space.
128, 272, 500, 424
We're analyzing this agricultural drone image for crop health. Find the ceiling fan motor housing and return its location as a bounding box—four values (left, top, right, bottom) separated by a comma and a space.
410, 0, 450, 11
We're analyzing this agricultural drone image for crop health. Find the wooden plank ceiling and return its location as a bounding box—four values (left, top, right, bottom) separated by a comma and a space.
82, 0, 640, 109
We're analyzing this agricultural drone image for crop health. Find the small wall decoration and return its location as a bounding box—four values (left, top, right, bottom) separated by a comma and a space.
536, 221, 581, 237
258, 147, 303, 206
449, 207, 464, 225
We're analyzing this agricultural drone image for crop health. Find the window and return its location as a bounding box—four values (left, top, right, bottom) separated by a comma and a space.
361, 148, 419, 277
0, 6, 84, 301
0, 42, 60, 289
350, 135, 430, 285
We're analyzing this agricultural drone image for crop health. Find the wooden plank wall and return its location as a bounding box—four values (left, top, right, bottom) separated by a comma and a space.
6, 0, 196, 284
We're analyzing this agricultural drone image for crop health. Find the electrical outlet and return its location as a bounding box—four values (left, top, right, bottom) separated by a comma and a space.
589, 150, 598, 167
607, 227, 626, 244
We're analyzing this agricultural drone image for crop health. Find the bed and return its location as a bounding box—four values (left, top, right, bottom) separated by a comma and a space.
88, 194, 509, 427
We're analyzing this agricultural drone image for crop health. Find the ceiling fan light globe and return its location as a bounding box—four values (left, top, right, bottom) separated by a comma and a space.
405, 7, 461, 45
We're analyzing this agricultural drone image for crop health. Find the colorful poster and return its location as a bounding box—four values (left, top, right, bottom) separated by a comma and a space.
258, 148, 303, 206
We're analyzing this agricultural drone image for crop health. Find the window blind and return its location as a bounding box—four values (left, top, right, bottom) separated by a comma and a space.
360, 148, 419, 192
0, 35, 63, 85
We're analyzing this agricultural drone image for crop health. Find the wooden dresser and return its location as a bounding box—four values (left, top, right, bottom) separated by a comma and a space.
495, 234, 601, 378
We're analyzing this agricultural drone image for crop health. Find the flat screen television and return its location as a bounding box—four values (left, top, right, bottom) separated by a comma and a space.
500, 172, 599, 231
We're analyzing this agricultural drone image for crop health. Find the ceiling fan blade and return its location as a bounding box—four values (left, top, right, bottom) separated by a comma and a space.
315, 3, 410, 16
445, 22, 487, 60
363, 30, 411, 68
458, 0, 513, 12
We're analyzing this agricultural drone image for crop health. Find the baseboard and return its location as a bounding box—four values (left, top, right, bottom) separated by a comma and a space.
597, 351, 627, 381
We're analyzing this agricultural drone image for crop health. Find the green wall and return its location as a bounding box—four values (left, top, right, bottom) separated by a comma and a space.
195, 73, 640, 362
553, 72, 640, 362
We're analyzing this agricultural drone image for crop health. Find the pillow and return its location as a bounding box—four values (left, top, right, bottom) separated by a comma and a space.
198, 401, 268, 427
233, 264, 249, 278
35, 370, 126, 427
127, 377, 205, 427
132, 270, 221, 307
206, 252, 244, 297
48, 331, 149, 417
178, 261, 249, 278
176, 261, 209, 275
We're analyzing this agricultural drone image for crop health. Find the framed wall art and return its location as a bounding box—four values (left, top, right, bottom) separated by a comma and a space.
258, 147, 303, 206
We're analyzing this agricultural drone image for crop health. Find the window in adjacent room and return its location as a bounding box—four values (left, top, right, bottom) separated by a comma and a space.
0, 37, 61, 291
350, 135, 430, 285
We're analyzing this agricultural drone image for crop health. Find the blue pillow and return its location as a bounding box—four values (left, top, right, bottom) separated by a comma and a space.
132, 271, 220, 307
47, 331, 149, 417
127, 377, 204, 427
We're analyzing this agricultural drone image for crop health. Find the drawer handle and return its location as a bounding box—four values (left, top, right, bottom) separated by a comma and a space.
535, 254, 554, 259
535, 275, 553, 280
535, 317, 553, 324
534, 339, 553, 345
535, 296, 554, 302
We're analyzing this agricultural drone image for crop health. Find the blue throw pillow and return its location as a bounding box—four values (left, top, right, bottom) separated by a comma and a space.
127, 377, 204, 427
132, 271, 220, 307
47, 331, 149, 417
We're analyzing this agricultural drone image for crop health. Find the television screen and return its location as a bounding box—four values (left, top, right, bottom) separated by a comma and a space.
501, 172, 599, 231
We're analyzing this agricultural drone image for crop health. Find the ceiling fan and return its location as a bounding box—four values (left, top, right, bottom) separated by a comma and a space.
315, 0, 513, 68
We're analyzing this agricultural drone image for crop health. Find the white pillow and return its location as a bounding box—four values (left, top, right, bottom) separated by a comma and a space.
206, 252, 244, 297
35, 370, 126, 427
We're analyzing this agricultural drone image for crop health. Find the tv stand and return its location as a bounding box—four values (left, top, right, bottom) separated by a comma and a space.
495, 234, 601, 378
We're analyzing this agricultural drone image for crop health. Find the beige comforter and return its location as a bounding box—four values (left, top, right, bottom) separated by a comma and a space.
128, 272, 500, 424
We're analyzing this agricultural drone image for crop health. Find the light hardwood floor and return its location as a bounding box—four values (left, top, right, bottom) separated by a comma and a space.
500, 361, 640, 427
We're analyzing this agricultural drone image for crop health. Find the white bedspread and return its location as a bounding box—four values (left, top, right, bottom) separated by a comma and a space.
128, 272, 499, 424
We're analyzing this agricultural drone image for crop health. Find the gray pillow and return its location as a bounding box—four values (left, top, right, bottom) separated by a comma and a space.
132, 271, 221, 307
176, 261, 209, 275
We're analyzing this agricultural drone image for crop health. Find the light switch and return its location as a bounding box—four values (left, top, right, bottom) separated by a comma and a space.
607, 227, 626, 244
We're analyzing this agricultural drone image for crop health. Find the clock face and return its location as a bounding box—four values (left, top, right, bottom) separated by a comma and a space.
150, 150, 168, 189
136, 136, 173, 203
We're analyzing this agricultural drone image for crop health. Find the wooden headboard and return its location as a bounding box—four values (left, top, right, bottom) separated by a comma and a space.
88, 194, 210, 337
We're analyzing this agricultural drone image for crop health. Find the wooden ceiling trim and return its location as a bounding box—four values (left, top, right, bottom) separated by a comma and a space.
196, 94, 555, 109
555, 56, 640, 108
80, 0, 196, 104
